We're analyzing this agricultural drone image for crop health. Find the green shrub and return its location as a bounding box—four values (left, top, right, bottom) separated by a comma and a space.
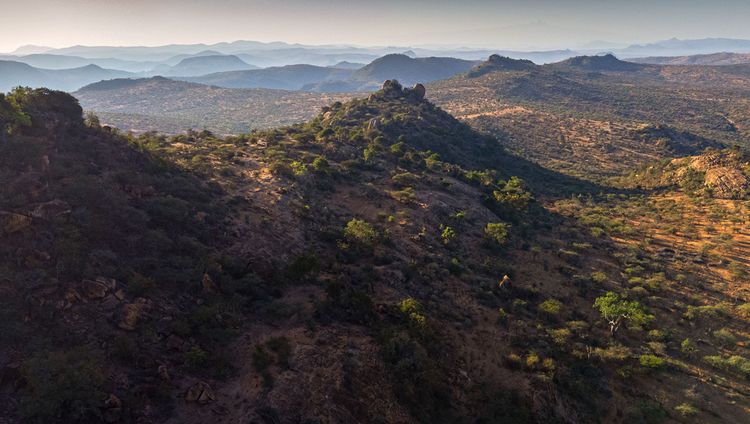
21, 348, 105, 423
590, 271, 608, 284
399, 298, 427, 326
343, 219, 378, 245
484, 222, 510, 245
539, 299, 564, 316
647, 329, 667, 342
593, 344, 631, 362
639, 354, 666, 371
674, 403, 699, 417
311, 156, 330, 173
712, 328, 737, 347
440, 225, 457, 245
184, 346, 209, 369
737, 303, 750, 319
703, 355, 750, 377
684, 304, 730, 320
680, 338, 696, 354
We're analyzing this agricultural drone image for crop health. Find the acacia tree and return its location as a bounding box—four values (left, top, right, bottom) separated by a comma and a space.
594, 292, 651, 336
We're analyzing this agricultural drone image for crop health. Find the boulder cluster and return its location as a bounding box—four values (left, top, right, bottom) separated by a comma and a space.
374, 79, 426, 101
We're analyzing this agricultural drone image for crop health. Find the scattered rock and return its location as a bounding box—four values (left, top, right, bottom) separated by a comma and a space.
117, 298, 148, 331
30, 199, 71, 220
0, 211, 32, 235
185, 381, 215, 404
498, 275, 512, 290
158, 364, 170, 381
100, 295, 121, 311
113, 289, 126, 301
64, 288, 82, 303
367, 118, 382, 131
103, 393, 122, 423
82, 279, 109, 299
166, 334, 186, 351
202, 273, 218, 293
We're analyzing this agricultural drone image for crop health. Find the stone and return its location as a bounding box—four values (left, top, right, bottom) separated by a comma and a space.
166, 334, 186, 351
117, 299, 148, 331
96, 277, 118, 290
30, 199, 71, 220
185, 381, 215, 404
64, 288, 82, 303
380, 79, 404, 97
201, 273, 218, 293
411, 83, 426, 100
100, 295, 121, 311
103, 393, 122, 423
367, 118, 381, 131
157, 364, 170, 381
0, 211, 32, 235
82, 279, 109, 299
113, 289, 126, 301
498, 275, 512, 289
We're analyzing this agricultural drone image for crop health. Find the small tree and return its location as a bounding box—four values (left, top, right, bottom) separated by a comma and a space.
594, 292, 651, 336
344, 219, 378, 246
485, 222, 510, 245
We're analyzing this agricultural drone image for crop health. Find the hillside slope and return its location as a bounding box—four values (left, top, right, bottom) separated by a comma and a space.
74, 77, 353, 133
1, 83, 749, 424
429, 55, 749, 180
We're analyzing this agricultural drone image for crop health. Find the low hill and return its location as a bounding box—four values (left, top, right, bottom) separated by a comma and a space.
158, 54, 257, 77
74, 77, 353, 133
0, 60, 133, 92
466, 54, 538, 77
553, 54, 647, 72
348, 54, 478, 88
180, 64, 354, 90
632, 52, 750, 66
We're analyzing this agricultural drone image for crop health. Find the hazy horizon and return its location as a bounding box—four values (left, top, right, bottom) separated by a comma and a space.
3, 0, 750, 53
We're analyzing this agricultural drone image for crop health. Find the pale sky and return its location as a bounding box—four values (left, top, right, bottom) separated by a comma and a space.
2, 0, 750, 52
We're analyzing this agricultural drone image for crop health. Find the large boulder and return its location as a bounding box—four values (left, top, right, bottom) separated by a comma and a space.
185, 381, 216, 404
411, 83, 426, 100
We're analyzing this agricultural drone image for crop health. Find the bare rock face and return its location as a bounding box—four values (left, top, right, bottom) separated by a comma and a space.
704, 167, 749, 198
185, 381, 216, 404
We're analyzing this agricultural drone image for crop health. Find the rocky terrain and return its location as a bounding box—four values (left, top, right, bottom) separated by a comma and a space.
1, 80, 750, 424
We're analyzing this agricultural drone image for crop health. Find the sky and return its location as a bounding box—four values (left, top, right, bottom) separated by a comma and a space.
2, 0, 750, 52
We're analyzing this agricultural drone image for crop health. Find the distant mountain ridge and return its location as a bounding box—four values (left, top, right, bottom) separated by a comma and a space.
0, 60, 133, 92
631, 52, 750, 66
155, 54, 257, 77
